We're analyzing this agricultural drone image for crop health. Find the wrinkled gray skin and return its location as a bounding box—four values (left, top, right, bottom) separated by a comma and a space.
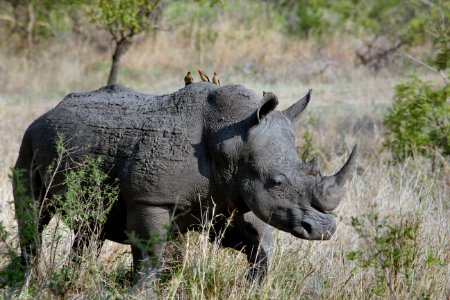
14, 82, 356, 281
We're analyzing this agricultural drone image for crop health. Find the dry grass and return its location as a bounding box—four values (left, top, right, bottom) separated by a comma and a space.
0, 2, 449, 298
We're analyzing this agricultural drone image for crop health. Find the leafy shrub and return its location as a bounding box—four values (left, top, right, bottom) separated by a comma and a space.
298, 116, 320, 162
347, 212, 421, 296
1, 135, 121, 296
0, 222, 24, 288
46, 141, 120, 293
434, 27, 450, 71
347, 210, 446, 298
59, 156, 119, 254
299, 131, 319, 162
275, 0, 333, 38
275, 0, 446, 42
383, 76, 449, 162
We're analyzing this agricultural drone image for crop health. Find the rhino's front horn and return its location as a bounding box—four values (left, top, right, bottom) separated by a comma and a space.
315, 145, 358, 211
284, 89, 312, 122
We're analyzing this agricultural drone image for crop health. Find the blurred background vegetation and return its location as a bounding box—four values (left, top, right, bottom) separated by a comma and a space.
0, 0, 447, 84
0, 0, 448, 161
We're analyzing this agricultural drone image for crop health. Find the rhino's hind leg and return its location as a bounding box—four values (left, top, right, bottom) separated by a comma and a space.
13, 156, 51, 269
214, 212, 273, 282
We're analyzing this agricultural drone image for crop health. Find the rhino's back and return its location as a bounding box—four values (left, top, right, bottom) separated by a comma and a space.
26, 83, 216, 179
48, 83, 204, 134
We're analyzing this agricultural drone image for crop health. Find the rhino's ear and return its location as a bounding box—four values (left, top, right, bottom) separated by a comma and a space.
284, 89, 312, 122
257, 92, 279, 123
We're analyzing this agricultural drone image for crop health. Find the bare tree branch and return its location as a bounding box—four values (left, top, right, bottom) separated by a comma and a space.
0, 14, 15, 23
400, 51, 449, 84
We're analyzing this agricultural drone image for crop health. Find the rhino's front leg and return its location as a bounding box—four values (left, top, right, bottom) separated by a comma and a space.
126, 205, 171, 279
217, 212, 273, 282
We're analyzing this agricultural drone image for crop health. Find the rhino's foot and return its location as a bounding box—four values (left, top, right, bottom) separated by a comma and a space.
129, 268, 158, 296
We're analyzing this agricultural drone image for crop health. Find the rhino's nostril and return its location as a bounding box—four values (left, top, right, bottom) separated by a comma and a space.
301, 221, 312, 234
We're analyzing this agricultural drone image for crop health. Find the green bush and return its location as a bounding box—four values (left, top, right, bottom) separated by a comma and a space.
0, 222, 24, 288
57, 156, 119, 253
1, 135, 122, 296
347, 212, 422, 296
348, 210, 446, 298
297, 116, 320, 162
383, 76, 449, 162
47, 141, 120, 293
275, 0, 447, 42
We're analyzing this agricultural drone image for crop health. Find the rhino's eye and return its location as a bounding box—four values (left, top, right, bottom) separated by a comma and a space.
271, 174, 286, 186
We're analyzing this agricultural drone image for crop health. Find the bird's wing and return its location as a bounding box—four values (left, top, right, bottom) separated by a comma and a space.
205, 75, 210, 82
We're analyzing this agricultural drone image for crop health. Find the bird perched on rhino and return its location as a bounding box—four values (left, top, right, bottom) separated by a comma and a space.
212, 71, 220, 86
184, 71, 194, 86
198, 69, 210, 82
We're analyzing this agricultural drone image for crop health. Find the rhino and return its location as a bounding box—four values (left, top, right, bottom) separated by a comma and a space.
13, 82, 356, 280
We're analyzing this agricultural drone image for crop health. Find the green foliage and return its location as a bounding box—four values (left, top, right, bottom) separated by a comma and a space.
51, 137, 119, 264
57, 157, 118, 231
424, 250, 445, 267
0, 222, 24, 288
338, 0, 431, 44
383, 76, 450, 161
1, 135, 121, 295
433, 27, 450, 71
276, 0, 334, 38
347, 212, 423, 296
88, 0, 164, 41
298, 116, 320, 161
46, 136, 121, 294
0, 0, 85, 46
53, 157, 119, 258
294, 0, 331, 38
276, 0, 448, 48
194, 0, 222, 7
383, 17, 450, 162
299, 131, 318, 162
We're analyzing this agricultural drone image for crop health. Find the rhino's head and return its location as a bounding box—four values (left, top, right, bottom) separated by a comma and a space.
205, 85, 357, 240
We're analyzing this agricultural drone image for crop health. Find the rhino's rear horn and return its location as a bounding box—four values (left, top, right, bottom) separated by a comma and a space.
284, 89, 312, 122
315, 145, 358, 211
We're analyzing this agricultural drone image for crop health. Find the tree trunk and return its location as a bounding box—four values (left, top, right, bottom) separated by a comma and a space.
25, 2, 35, 58
107, 38, 132, 85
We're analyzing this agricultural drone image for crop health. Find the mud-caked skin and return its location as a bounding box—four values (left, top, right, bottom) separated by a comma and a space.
14, 82, 357, 280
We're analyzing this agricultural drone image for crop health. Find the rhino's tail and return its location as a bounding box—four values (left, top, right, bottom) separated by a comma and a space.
13, 129, 51, 268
